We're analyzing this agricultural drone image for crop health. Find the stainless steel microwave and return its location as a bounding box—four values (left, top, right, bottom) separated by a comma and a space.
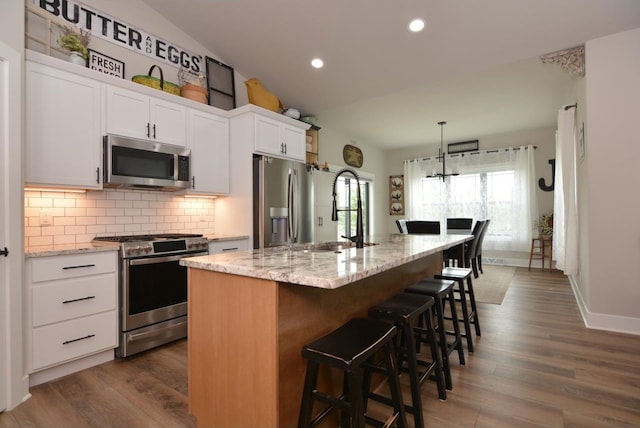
103, 134, 190, 191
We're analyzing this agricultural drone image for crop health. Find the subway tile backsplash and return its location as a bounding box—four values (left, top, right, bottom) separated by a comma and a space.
25, 188, 216, 246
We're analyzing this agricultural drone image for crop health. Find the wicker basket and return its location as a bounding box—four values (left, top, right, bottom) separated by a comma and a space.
132, 65, 180, 96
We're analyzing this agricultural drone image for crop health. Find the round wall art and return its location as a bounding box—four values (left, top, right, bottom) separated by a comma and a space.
343, 144, 363, 168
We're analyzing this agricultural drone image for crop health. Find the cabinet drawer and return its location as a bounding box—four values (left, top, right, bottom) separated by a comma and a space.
32, 311, 117, 371
31, 252, 116, 283
32, 274, 117, 327
209, 239, 249, 254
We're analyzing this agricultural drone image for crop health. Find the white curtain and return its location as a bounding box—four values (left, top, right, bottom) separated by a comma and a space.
404, 145, 538, 252
553, 107, 579, 275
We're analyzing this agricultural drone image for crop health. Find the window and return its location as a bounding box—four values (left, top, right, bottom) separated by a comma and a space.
335, 176, 371, 241
405, 146, 537, 252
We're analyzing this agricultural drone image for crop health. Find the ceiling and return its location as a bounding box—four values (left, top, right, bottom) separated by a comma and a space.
142, 0, 640, 150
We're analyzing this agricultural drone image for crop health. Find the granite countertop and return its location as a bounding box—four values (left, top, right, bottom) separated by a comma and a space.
180, 233, 471, 290
206, 234, 249, 242
25, 242, 120, 258
25, 234, 249, 258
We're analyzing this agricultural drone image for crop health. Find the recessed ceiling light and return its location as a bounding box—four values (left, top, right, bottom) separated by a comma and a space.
408, 18, 425, 33
311, 58, 324, 68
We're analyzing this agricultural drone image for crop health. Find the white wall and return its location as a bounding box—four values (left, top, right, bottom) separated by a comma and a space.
579, 27, 640, 334
312, 125, 388, 237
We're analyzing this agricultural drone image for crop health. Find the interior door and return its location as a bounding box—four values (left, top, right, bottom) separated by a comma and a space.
0, 54, 7, 413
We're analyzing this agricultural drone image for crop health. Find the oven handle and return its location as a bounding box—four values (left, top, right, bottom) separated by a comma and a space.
128, 251, 208, 266
127, 320, 187, 342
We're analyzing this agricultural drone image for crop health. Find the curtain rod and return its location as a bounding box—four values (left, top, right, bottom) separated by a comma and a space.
564, 103, 577, 110
404, 145, 537, 163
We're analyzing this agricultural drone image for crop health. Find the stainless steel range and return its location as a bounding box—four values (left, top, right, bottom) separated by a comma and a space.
92, 233, 208, 357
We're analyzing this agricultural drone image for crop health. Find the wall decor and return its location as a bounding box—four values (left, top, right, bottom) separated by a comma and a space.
448, 139, 479, 154
538, 159, 556, 191
35, 0, 204, 73
343, 144, 363, 168
88, 49, 124, 78
389, 175, 404, 215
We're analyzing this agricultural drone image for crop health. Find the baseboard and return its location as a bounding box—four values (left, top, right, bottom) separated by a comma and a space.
568, 274, 640, 336
29, 349, 114, 387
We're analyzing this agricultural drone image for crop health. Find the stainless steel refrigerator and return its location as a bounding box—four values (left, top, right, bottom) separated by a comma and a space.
253, 155, 314, 248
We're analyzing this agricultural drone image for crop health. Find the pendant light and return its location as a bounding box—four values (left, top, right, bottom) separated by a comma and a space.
427, 121, 459, 181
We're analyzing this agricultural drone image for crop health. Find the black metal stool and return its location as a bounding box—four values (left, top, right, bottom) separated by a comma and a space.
405, 278, 465, 391
298, 318, 408, 428
368, 292, 447, 428
435, 266, 481, 353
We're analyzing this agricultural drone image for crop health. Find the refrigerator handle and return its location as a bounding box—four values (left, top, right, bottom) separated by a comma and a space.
288, 168, 298, 242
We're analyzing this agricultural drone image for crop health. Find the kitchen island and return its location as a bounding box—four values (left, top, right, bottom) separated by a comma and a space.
180, 233, 470, 428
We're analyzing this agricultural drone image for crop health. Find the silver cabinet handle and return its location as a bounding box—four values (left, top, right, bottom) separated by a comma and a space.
221, 247, 238, 252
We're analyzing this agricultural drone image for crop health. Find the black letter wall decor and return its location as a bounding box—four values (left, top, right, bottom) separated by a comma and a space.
538, 159, 556, 191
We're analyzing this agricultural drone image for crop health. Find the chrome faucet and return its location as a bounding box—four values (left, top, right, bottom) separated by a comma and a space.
331, 168, 364, 248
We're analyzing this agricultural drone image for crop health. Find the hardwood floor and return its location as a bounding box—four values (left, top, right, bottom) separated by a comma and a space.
2, 267, 640, 427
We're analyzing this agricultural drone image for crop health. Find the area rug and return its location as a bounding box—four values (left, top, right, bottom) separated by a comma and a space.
472, 264, 516, 305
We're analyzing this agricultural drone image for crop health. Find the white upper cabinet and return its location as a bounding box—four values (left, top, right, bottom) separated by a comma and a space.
106, 85, 187, 147
186, 109, 230, 194
26, 61, 102, 189
252, 113, 306, 162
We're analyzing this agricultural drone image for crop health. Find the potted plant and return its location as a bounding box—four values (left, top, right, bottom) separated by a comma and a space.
58, 25, 90, 66
535, 212, 554, 238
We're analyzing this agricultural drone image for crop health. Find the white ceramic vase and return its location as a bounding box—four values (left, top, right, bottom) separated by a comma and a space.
68, 51, 86, 66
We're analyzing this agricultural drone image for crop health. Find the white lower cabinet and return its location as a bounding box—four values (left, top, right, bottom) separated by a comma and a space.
209, 238, 249, 254
26, 251, 118, 375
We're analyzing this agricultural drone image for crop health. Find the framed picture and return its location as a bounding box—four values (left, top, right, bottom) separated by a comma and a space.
389, 175, 404, 215
87, 49, 125, 79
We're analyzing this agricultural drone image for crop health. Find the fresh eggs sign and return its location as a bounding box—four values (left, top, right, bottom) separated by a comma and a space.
35, 0, 203, 74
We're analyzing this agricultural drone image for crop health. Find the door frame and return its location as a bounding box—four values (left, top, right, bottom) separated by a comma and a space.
0, 40, 29, 412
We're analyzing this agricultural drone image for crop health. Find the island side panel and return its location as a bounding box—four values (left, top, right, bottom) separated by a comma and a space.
188, 268, 279, 428
277, 251, 443, 428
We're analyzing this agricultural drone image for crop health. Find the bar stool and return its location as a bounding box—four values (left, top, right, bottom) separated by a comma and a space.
435, 266, 481, 353
405, 278, 465, 391
368, 293, 447, 428
528, 237, 553, 271
298, 318, 408, 428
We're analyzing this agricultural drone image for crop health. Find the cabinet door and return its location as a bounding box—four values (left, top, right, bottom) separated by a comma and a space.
254, 115, 284, 157
281, 124, 306, 162
26, 62, 102, 189
188, 109, 230, 194
105, 86, 150, 140
150, 98, 187, 147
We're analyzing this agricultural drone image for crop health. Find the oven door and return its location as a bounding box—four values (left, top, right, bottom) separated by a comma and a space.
121, 251, 207, 332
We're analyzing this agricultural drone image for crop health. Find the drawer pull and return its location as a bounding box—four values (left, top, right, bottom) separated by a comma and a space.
62, 264, 96, 270
62, 334, 95, 345
62, 295, 96, 304
222, 247, 238, 252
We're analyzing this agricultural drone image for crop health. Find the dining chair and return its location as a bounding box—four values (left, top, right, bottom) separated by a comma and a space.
405, 220, 441, 235
472, 219, 490, 276
446, 218, 473, 234
444, 220, 485, 269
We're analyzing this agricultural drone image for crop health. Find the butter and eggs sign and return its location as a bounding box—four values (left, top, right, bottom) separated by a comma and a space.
36, 0, 203, 74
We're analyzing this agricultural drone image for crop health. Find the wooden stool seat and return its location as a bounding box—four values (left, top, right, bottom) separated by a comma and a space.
529, 237, 553, 271
435, 266, 481, 353
298, 318, 408, 428
405, 278, 465, 391
369, 293, 446, 428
